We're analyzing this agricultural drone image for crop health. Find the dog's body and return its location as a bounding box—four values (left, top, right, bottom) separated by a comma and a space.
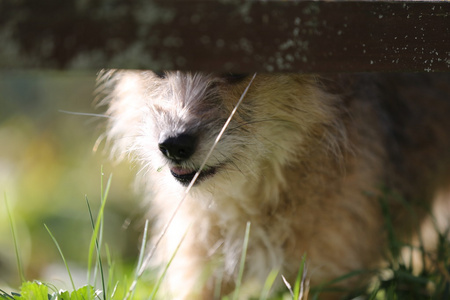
101, 72, 450, 299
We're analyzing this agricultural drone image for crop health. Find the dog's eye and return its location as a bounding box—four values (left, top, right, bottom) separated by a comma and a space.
153, 71, 167, 79
222, 73, 248, 84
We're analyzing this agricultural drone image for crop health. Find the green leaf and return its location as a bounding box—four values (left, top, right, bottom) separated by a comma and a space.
72, 285, 98, 300
56, 285, 97, 300
17, 282, 49, 300
58, 290, 70, 300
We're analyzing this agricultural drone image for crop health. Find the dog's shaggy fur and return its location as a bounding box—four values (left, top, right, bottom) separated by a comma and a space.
100, 72, 450, 299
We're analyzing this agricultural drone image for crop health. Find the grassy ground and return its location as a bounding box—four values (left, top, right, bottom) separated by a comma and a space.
2, 177, 449, 299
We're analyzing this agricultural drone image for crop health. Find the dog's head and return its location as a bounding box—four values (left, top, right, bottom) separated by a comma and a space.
102, 71, 341, 189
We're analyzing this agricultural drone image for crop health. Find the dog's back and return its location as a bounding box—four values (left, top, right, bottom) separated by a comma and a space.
351, 74, 450, 240
102, 72, 450, 299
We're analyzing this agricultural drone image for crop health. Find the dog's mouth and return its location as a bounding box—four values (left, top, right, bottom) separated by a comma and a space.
169, 166, 218, 186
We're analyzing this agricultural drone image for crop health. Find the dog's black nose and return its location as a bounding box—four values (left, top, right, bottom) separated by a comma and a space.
158, 133, 197, 162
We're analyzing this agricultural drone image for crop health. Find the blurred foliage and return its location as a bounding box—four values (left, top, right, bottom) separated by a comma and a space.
0, 71, 142, 290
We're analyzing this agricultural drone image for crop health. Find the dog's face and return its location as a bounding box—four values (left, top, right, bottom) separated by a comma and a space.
143, 72, 251, 186
105, 71, 335, 188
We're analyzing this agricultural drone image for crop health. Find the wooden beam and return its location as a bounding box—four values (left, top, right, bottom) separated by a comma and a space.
0, 0, 448, 72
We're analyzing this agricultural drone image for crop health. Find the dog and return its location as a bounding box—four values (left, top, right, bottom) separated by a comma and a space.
99, 71, 450, 299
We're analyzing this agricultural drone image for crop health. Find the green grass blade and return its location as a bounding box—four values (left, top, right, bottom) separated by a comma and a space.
213, 265, 225, 300
0, 288, 15, 300
87, 171, 112, 300
4, 194, 26, 283
293, 254, 308, 300
310, 269, 371, 296
137, 220, 150, 275
109, 281, 119, 299
125, 219, 150, 300
259, 269, 279, 300
104, 244, 118, 300
86, 195, 96, 281
86, 195, 107, 300
98, 168, 107, 282
44, 224, 78, 299
293, 255, 303, 299
232, 221, 251, 300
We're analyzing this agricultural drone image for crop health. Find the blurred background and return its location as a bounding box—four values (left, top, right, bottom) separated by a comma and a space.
0, 71, 143, 291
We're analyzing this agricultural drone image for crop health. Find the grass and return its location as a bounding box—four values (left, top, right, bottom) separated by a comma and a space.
2, 177, 449, 300
4, 195, 25, 283
281, 254, 309, 300
368, 189, 450, 300
232, 221, 251, 300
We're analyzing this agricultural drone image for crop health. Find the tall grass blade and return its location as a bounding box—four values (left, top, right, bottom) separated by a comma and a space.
104, 244, 118, 300
110, 281, 119, 299
294, 254, 308, 300
259, 269, 279, 300
44, 224, 78, 299
124, 219, 150, 300
311, 269, 370, 294
86, 195, 107, 300
232, 221, 251, 300
0, 288, 14, 300
86, 170, 112, 300
148, 228, 189, 300
213, 265, 225, 300
281, 255, 309, 300
96, 167, 107, 283
4, 194, 26, 283
137, 220, 150, 277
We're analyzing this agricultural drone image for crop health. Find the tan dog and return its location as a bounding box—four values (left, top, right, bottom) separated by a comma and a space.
100, 72, 450, 299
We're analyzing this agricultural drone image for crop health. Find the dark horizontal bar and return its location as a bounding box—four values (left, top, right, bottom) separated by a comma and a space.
0, 1, 448, 72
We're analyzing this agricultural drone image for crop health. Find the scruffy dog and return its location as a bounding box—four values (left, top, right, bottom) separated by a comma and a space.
100, 71, 450, 299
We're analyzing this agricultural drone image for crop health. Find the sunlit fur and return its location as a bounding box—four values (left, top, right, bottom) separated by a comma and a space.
100, 71, 450, 300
